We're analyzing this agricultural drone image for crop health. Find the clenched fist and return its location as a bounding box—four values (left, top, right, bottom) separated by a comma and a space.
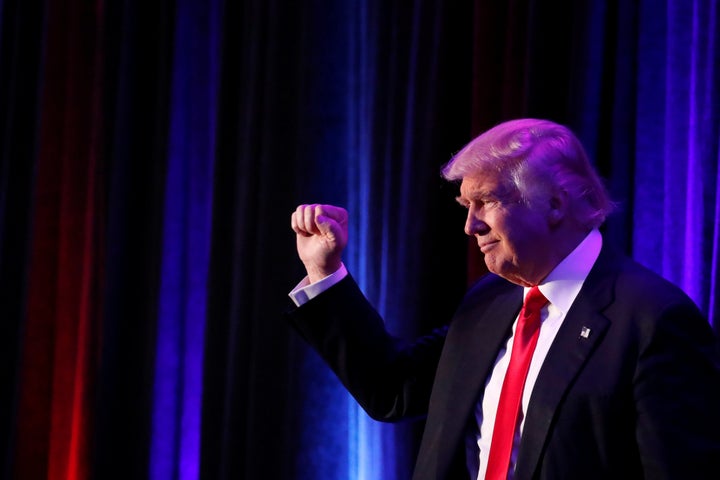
291, 204, 349, 283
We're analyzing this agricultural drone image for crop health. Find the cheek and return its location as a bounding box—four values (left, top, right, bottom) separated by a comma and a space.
509, 222, 548, 256
495, 220, 537, 255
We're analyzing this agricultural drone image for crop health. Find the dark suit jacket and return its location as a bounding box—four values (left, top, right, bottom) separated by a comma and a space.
286, 244, 720, 479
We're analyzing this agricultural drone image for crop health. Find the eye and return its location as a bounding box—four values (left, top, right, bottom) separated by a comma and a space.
456, 194, 501, 211
455, 197, 471, 209
474, 196, 498, 209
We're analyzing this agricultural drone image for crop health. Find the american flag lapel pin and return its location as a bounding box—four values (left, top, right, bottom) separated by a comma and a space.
580, 326, 591, 339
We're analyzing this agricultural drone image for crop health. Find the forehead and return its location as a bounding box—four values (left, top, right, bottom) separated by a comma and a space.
458, 172, 513, 199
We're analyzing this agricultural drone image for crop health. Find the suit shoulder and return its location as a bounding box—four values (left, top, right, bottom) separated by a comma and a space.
613, 257, 699, 309
590, 246, 701, 313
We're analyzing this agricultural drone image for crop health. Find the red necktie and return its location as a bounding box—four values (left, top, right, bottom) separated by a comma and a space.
485, 286, 548, 480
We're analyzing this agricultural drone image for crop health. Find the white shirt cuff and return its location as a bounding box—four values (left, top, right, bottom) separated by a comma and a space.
288, 263, 348, 306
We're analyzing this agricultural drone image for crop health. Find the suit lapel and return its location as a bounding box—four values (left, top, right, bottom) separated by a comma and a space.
446, 284, 522, 419
513, 246, 619, 480
415, 277, 523, 478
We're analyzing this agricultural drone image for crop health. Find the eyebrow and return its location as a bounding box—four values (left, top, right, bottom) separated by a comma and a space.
456, 189, 498, 204
455, 196, 469, 207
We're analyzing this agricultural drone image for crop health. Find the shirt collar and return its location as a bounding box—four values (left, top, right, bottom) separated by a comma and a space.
529, 229, 602, 316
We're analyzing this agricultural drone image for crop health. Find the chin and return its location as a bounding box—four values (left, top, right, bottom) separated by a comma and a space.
484, 262, 503, 278
486, 262, 521, 285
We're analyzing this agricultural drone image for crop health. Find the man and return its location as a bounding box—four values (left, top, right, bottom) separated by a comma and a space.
286, 118, 720, 479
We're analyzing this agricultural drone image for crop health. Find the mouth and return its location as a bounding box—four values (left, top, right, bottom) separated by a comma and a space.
478, 240, 498, 253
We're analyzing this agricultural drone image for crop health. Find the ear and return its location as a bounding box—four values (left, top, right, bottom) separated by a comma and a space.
547, 188, 568, 226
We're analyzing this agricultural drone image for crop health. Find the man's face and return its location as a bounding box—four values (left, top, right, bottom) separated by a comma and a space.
456, 172, 552, 287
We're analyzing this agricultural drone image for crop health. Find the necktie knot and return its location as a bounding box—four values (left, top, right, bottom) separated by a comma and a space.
523, 286, 547, 315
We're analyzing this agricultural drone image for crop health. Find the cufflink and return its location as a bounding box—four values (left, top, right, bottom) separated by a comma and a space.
580, 326, 591, 339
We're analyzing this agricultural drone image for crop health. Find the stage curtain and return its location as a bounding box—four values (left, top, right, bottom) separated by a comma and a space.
0, 0, 717, 479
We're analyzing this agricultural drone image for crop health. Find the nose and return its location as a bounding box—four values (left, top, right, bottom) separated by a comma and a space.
464, 208, 489, 237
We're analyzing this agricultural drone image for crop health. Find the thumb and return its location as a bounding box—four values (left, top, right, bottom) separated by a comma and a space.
315, 214, 336, 235
311, 204, 348, 248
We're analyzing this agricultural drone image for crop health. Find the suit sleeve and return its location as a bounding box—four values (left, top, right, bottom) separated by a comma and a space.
284, 274, 447, 421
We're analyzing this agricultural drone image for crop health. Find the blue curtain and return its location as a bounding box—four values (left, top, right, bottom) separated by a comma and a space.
151, 0, 221, 478
634, 0, 719, 324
